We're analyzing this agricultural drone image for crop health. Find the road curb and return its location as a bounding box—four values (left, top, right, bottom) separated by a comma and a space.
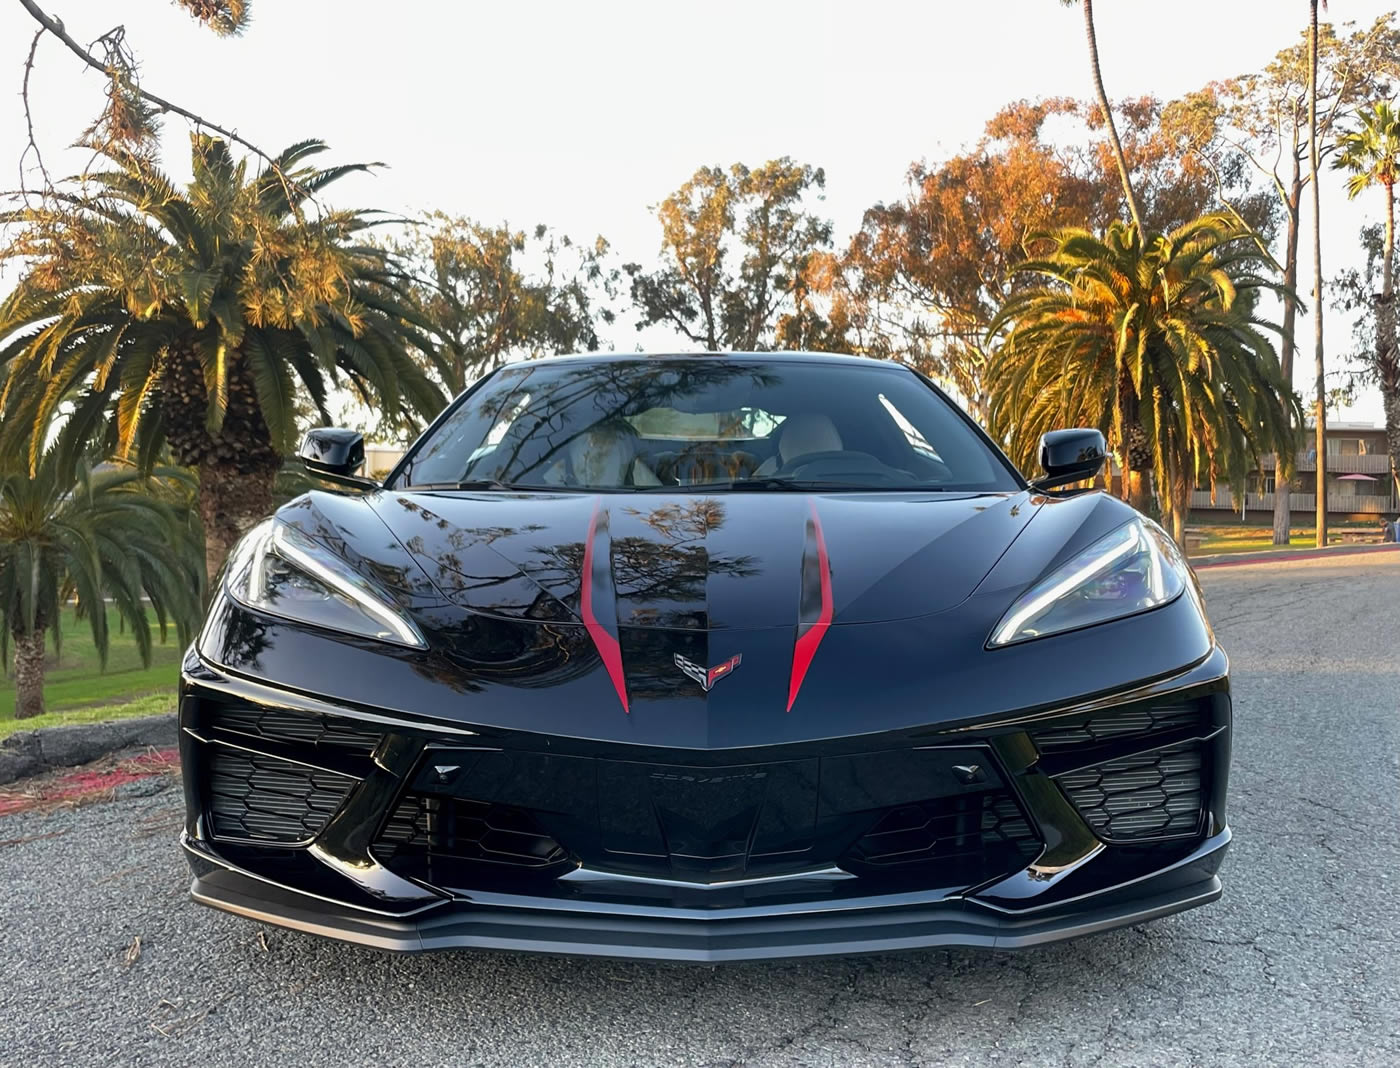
0, 712, 176, 787
1191, 542, 1400, 569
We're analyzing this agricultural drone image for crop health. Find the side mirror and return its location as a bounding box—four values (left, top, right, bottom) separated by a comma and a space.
298, 428, 377, 490
1031, 428, 1107, 491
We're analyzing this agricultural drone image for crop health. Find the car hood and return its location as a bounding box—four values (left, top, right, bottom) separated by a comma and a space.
216, 489, 1214, 747
361, 488, 1041, 629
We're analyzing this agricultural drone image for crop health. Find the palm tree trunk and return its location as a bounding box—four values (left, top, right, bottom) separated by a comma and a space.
1115, 366, 1132, 505
1309, 0, 1327, 549
1080, 0, 1144, 234
1114, 368, 1152, 512
163, 339, 285, 585
1174, 470, 1192, 548
12, 627, 46, 720
1272, 177, 1303, 545
199, 462, 278, 587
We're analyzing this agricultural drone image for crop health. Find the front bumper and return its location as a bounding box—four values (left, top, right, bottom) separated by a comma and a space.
185, 830, 1228, 961
179, 645, 1232, 961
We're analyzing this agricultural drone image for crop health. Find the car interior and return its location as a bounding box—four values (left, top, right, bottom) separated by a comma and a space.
525, 406, 958, 489
397, 359, 1015, 492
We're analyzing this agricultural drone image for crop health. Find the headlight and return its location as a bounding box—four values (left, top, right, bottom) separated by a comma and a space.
224, 519, 426, 648
989, 517, 1186, 647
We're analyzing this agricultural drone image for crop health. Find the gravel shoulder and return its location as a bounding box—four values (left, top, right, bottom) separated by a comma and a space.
1, 555, 1398, 1067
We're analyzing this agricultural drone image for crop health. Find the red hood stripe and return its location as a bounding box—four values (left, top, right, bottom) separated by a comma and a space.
787, 498, 833, 711
581, 499, 629, 714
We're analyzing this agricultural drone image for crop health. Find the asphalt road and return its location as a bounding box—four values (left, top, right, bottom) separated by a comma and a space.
2, 554, 1398, 1067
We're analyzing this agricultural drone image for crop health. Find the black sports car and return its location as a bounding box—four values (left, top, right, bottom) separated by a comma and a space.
180, 352, 1230, 961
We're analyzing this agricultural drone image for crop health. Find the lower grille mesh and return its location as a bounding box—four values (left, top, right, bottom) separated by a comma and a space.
846, 791, 1041, 875
375, 793, 570, 875
206, 748, 356, 843
1056, 742, 1204, 841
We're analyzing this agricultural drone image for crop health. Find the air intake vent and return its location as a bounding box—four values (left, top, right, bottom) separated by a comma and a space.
375, 793, 570, 878
1056, 742, 1204, 841
206, 748, 356, 843
845, 790, 1042, 878
1028, 700, 1211, 843
206, 704, 381, 757
1030, 703, 1201, 753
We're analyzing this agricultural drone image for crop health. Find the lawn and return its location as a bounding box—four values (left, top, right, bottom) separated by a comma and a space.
1189, 518, 1382, 556
0, 607, 184, 739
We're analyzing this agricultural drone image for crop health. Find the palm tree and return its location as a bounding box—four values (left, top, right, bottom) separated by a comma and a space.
1061, 0, 1144, 234
987, 215, 1303, 544
1335, 101, 1400, 498
1, 451, 203, 719
1309, 0, 1328, 547
0, 135, 444, 582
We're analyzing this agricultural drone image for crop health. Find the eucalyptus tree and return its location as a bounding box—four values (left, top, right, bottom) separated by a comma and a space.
843, 96, 1276, 420
1164, 15, 1399, 542
988, 216, 1302, 544
1308, 0, 1327, 548
0, 134, 444, 581
393, 214, 616, 396
1, 454, 202, 719
626, 159, 837, 351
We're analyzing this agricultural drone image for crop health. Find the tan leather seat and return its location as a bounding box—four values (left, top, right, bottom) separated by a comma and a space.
543, 423, 661, 487
754, 414, 843, 476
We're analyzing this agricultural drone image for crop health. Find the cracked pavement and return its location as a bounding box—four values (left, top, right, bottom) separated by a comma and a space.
1, 554, 1397, 1066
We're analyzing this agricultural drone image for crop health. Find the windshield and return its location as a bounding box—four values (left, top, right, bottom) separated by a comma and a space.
392, 357, 1021, 493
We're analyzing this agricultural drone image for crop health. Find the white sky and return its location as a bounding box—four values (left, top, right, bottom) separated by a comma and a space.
2, 0, 1395, 423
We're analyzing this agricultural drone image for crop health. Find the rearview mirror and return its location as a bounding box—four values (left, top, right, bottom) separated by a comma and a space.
1031, 428, 1106, 491
298, 428, 377, 490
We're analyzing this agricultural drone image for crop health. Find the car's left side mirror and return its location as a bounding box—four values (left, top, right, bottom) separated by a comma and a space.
298, 428, 378, 490
1030, 428, 1107, 491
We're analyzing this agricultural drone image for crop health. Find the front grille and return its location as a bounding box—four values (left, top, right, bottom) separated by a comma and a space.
205, 704, 381, 757
206, 748, 357, 843
374, 792, 570, 877
846, 791, 1041, 877
1056, 742, 1204, 841
1030, 701, 1212, 843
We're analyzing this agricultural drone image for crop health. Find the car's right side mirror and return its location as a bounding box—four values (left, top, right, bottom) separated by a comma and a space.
1031, 428, 1107, 491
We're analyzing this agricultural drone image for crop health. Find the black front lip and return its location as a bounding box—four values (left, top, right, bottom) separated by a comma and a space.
184, 830, 1228, 961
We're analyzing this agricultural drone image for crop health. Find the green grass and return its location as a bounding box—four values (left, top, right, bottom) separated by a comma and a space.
1189, 519, 1381, 556
0, 692, 176, 739
0, 607, 183, 739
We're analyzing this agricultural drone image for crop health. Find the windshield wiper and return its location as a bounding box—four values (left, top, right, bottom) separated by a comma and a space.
406, 479, 521, 492
657, 478, 982, 493
670, 478, 917, 492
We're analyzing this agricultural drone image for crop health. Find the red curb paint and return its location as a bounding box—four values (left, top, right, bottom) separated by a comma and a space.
0, 746, 179, 818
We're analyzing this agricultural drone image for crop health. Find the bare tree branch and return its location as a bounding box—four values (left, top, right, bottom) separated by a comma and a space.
16, 0, 277, 169
18, 26, 50, 201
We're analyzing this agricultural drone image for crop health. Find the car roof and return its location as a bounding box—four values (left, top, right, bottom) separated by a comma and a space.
523, 350, 909, 371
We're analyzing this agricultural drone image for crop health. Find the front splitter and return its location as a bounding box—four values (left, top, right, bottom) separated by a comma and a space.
187, 830, 1229, 962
